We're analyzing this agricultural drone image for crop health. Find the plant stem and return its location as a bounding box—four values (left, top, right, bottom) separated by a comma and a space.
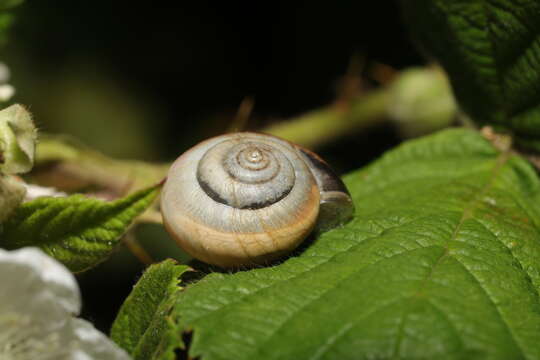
263, 88, 390, 149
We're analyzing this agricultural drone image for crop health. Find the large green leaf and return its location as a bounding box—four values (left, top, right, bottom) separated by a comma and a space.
172, 129, 540, 360
111, 260, 189, 360
0, 185, 159, 272
402, 1, 540, 151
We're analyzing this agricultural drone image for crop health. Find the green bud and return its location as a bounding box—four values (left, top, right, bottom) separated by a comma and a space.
388, 67, 457, 138
0, 104, 37, 174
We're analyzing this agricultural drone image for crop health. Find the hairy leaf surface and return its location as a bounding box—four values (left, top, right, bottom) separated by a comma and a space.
0, 104, 36, 174
0, 185, 159, 272
173, 129, 540, 360
111, 260, 189, 360
402, 1, 540, 151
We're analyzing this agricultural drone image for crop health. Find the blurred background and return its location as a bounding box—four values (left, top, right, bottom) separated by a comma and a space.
4, 1, 427, 332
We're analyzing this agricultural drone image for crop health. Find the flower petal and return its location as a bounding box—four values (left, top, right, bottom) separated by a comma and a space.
0, 247, 81, 316
0, 248, 131, 359
70, 318, 131, 360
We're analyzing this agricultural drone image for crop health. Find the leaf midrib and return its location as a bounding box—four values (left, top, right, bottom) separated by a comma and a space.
390, 150, 526, 358
11, 196, 138, 247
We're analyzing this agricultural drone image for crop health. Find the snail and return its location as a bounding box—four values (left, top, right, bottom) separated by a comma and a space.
160, 132, 354, 268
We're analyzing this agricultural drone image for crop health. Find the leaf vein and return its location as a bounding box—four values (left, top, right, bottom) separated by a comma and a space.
392, 149, 510, 357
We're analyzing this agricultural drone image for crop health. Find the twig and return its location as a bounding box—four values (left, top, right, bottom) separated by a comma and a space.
262, 88, 390, 149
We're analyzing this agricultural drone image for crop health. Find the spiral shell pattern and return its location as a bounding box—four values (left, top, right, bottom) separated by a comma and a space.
161, 133, 321, 267
197, 141, 296, 209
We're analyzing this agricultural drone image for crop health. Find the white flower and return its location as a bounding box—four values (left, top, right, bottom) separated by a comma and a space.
22, 182, 67, 201
0, 247, 131, 360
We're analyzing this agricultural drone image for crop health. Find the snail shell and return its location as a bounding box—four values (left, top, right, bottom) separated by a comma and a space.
160, 132, 353, 268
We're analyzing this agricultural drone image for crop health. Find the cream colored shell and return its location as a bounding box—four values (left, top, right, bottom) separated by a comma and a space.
161, 133, 321, 267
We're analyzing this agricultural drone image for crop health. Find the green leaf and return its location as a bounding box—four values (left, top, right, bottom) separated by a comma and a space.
111, 260, 189, 360
172, 128, 540, 360
0, 185, 160, 272
0, 105, 37, 174
401, 1, 540, 151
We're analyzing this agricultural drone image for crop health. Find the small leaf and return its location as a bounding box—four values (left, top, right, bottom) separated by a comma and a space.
0, 104, 37, 174
401, 1, 540, 151
0, 185, 160, 272
111, 260, 189, 360
172, 129, 540, 360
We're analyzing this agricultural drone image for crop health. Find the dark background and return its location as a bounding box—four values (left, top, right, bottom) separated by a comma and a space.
5, 1, 423, 332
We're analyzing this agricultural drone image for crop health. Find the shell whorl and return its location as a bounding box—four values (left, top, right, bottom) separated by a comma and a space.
160, 132, 322, 267
196, 140, 295, 209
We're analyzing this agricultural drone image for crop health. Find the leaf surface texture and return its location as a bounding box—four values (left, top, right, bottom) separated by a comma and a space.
173, 129, 540, 360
